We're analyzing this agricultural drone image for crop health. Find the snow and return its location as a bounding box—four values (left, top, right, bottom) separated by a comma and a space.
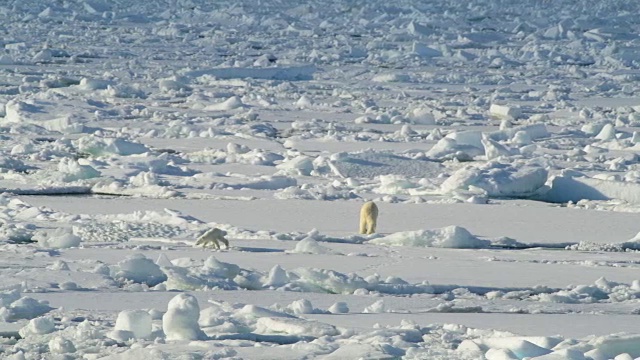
114, 310, 153, 339
76, 136, 151, 156
48, 337, 76, 354
162, 293, 205, 341
440, 161, 549, 198
544, 172, 640, 205
490, 104, 523, 120
112, 254, 167, 286
3, 0, 640, 358
18, 316, 55, 337
369, 225, 491, 248
288, 234, 337, 254
34, 229, 82, 249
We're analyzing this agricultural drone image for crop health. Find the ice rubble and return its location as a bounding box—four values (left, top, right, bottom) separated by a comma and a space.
6, 0, 640, 357
33, 229, 82, 249
540, 172, 640, 205
489, 104, 522, 120
0, 288, 53, 322
51, 245, 640, 307
0, 113, 568, 204
19, 316, 55, 338
426, 124, 549, 161
41, 291, 640, 359
112, 254, 167, 286
6, 245, 640, 359
440, 161, 549, 198
75, 135, 151, 156
113, 310, 152, 340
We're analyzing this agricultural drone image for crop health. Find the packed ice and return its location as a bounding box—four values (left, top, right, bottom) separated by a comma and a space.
2, 0, 640, 358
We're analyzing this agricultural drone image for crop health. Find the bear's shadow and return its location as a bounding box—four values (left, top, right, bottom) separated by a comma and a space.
236, 246, 284, 253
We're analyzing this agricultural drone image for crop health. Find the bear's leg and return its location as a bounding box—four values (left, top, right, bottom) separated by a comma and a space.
367, 218, 376, 234
219, 237, 229, 249
359, 217, 367, 234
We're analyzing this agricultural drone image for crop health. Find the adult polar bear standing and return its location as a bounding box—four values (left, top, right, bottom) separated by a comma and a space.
359, 201, 378, 235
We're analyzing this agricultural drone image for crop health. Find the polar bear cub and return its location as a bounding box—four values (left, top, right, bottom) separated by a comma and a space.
359, 201, 378, 235
196, 228, 229, 249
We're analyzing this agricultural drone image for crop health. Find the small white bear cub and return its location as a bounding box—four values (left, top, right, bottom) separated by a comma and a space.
359, 201, 378, 235
196, 228, 229, 250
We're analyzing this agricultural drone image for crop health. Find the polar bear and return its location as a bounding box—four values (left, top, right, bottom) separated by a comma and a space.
196, 228, 229, 249
359, 201, 378, 235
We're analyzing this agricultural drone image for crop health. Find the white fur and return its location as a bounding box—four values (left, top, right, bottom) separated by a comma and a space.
196, 228, 229, 249
359, 201, 378, 235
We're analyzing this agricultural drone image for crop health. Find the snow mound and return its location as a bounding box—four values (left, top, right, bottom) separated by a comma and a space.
264, 265, 290, 287
288, 299, 315, 315
0, 156, 30, 172
496, 123, 549, 141
3, 100, 42, 124
328, 302, 349, 314
292, 268, 369, 294
288, 231, 339, 254
407, 107, 436, 125
426, 137, 483, 161
157, 253, 436, 295
75, 135, 150, 156
112, 254, 167, 286
363, 299, 386, 313
369, 225, 490, 248
1, 296, 54, 321
489, 104, 522, 120
461, 337, 554, 359
274, 183, 359, 201
163, 256, 242, 291
276, 155, 314, 176
445, 130, 484, 149
163, 293, 205, 341
202, 256, 241, 279
458, 332, 640, 360
55, 158, 101, 182
375, 174, 421, 195
428, 125, 549, 161
188, 146, 283, 166
78, 77, 113, 90
48, 336, 76, 354
19, 316, 55, 338
412, 42, 442, 58
255, 317, 338, 337
205, 96, 246, 111
587, 334, 640, 359
34, 229, 82, 249
482, 136, 519, 160
441, 161, 548, 198
115, 310, 152, 339
295, 95, 313, 109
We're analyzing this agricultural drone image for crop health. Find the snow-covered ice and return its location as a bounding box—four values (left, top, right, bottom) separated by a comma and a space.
162, 293, 205, 341
3, 0, 640, 358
